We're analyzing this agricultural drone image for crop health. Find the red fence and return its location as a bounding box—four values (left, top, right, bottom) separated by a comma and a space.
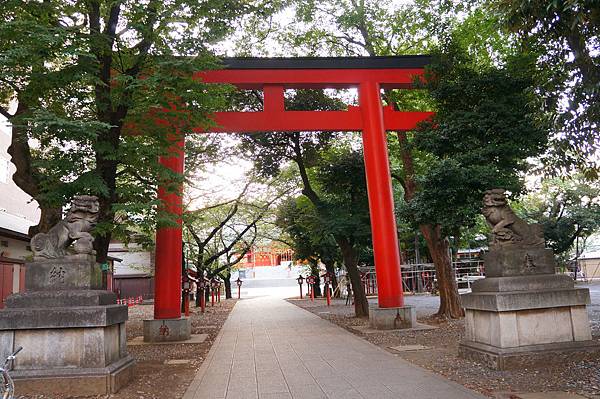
0, 262, 25, 308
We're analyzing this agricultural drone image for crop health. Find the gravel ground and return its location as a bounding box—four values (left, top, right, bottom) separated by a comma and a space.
290, 291, 600, 399
17, 299, 237, 399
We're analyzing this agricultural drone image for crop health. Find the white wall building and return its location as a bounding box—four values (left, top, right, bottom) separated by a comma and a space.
0, 116, 40, 261
0, 116, 40, 306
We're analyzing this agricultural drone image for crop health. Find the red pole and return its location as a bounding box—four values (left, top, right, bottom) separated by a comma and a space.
326, 283, 331, 306
359, 81, 404, 309
299, 283, 303, 299
154, 132, 184, 319
310, 284, 314, 302
217, 286, 221, 303
237, 285, 241, 299
211, 288, 215, 306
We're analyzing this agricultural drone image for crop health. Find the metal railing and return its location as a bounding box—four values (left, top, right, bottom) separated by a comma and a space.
358, 259, 485, 295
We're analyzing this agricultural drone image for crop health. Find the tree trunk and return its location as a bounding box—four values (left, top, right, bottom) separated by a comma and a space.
420, 224, 464, 318
28, 206, 63, 236
309, 261, 322, 297
337, 238, 369, 317
394, 130, 463, 319
223, 274, 232, 299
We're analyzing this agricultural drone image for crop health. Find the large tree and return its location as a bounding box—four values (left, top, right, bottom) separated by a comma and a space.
0, 0, 280, 263
184, 172, 291, 298
276, 149, 372, 307
404, 46, 548, 315
496, 0, 600, 177
273, 0, 547, 318
240, 90, 372, 317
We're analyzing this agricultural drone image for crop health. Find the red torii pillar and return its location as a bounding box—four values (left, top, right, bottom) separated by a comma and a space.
154, 135, 184, 320
150, 56, 433, 334
359, 80, 404, 309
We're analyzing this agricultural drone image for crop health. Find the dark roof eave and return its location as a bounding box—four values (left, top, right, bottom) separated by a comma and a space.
0, 227, 30, 242
219, 55, 431, 70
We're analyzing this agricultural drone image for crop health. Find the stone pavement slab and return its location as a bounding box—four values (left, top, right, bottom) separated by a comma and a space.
183, 296, 486, 399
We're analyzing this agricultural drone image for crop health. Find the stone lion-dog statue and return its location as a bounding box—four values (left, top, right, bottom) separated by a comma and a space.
482, 189, 545, 249
31, 195, 100, 259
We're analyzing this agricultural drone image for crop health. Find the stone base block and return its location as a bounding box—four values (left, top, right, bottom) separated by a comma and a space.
5, 290, 117, 308
369, 306, 416, 330
0, 323, 129, 370
461, 288, 590, 312
459, 339, 600, 370
143, 318, 191, 342
0, 319, 133, 395
0, 304, 128, 330
484, 248, 555, 277
25, 255, 101, 291
13, 354, 135, 395
463, 305, 592, 348
471, 274, 574, 293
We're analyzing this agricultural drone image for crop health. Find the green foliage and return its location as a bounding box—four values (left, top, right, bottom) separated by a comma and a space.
495, 0, 600, 176
406, 44, 549, 235
0, 0, 279, 252
515, 176, 600, 257
275, 148, 372, 265
276, 196, 340, 264
239, 89, 345, 177
312, 149, 372, 256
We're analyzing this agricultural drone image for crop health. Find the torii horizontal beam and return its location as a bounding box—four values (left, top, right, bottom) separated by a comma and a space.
194, 56, 433, 133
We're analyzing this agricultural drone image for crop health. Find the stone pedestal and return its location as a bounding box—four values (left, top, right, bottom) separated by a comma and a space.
369, 306, 416, 330
143, 317, 191, 342
0, 256, 135, 396
460, 248, 598, 370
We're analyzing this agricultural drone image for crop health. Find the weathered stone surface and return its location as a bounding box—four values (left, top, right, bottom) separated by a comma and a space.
482, 189, 545, 249
368, 306, 416, 330
471, 274, 574, 293
143, 318, 191, 342
30, 195, 99, 260
0, 304, 128, 330
461, 288, 590, 312
0, 195, 134, 396
463, 305, 592, 349
461, 190, 597, 370
13, 354, 135, 395
24, 255, 102, 291
484, 247, 556, 277
5, 290, 116, 308
459, 339, 600, 370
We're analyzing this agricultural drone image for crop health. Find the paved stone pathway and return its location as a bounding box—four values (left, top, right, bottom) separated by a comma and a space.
183, 296, 485, 399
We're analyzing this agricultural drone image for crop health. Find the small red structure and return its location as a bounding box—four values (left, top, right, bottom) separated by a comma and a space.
322, 273, 333, 306
152, 56, 433, 323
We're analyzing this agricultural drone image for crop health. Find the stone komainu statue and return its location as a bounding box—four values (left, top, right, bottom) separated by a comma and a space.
482, 189, 545, 249
31, 195, 100, 259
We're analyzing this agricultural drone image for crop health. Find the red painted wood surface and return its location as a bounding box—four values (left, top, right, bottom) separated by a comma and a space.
154, 132, 185, 320
0, 263, 13, 309
359, 81, 404, 308
153, 62, 433, 317
19, 265, 25, 292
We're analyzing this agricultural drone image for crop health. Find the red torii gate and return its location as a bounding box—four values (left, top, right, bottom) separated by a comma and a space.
151, 56, 433, 334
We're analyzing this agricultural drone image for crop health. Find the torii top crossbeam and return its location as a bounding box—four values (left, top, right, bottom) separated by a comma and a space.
195, 56, 433, 133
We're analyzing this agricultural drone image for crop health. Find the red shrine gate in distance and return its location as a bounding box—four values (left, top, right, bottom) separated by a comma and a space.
151, 56, 433, 335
